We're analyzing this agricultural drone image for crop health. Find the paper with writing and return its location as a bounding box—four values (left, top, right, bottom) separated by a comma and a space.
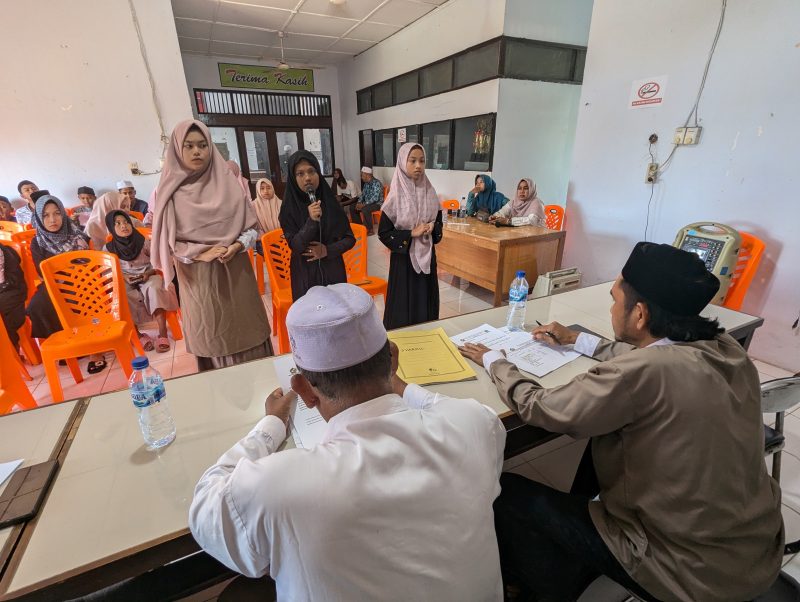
273, 355, 327, 449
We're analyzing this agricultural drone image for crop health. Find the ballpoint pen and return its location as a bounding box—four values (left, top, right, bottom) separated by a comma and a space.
535, 320, 562, 345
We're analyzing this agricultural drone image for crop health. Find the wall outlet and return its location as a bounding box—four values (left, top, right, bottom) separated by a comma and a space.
646, 162, 659, 184
684, 126, 702, 145
128, 162, 140, 175
673, 127, 687, 145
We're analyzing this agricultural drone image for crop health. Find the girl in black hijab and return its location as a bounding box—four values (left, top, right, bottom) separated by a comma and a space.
278, 151, 355, 301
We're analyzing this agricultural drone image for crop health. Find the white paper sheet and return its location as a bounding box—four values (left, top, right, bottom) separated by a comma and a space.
0, 459, 24, 488
273, 355, 327, 450
451, 324, 580, 378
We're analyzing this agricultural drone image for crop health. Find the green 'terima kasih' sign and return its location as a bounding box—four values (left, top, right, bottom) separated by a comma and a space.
218, 63, 315, 92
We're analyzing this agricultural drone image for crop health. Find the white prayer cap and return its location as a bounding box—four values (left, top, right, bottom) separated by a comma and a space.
116, 180, 134, 190
287, 284, 387, 372
361, 166, 373, 174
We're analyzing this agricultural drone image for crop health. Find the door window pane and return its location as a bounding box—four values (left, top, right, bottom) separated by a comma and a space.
303, 128, 333, 176
420, 59, 452, 97
505, 39, 574, 81
373, 129, 395, 167
453, 114, 494, 171
454, 41, 500, 88
243, 130, 271, 182
372, 81, 393, 110
574, 49, 587, 82
209, 127, 241, 166
421, 121, 451, 170
276, 131, 299, 182
393, 72, 419, 104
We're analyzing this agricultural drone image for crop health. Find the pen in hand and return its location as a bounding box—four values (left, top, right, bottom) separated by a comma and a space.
535, 320, 562, 345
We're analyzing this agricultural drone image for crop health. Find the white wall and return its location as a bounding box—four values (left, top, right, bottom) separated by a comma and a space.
181, 54, 345, 182
493, 79, 582, 205
0, 0, 192, 206
566, 0, 800, 370
504, 0, 593, 46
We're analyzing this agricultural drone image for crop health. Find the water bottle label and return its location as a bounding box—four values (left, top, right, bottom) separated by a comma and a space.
509, 289, 527, 302
132, 383, 166, 408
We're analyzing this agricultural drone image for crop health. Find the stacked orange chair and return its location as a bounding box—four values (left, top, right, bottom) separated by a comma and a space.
39, 250, 145, 402
441, 199, 459, 212
129, 210, 145, 221
344, 224, 388, 302
261, 230, 293, 354
0, 221, 24, 241
544, 205, 565, 230
723, 232, 765, 311
0, 319, 37, 415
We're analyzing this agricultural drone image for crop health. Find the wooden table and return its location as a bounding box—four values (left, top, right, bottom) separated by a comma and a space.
0, 283, 764, 600
437, 218, 566, 306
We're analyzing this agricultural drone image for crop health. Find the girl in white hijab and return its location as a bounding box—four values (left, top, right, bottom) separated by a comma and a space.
378, 143, 442, 329
489, 178, 546, 226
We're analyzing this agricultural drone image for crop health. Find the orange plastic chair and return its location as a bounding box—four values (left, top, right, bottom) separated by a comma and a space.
248, 248, 266, 296
129, 210, 145, 221
101, 229, 183, 341
0, 221, 24, 241
383, 185, 389, 200
261, 230, 293, 354
544, 204, 565, 230
722, 232, 765, 311
0, 319, 37, 415
441, 199, 459, 211
371, 210, 382, 228
10, 230, 40, 302
39, 250, 145, 402
0, 239, 42, 364
344, 224, 388, 302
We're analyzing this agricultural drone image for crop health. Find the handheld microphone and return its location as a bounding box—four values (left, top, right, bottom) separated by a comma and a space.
305, 185, 316, 204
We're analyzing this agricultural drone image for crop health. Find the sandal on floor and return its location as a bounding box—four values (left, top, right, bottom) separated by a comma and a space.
139, 333, 155, 352
156, 337, 171, 353
87, 359, 107, 374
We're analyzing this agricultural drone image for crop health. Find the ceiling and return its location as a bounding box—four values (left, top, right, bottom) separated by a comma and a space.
172, 0, 449, 67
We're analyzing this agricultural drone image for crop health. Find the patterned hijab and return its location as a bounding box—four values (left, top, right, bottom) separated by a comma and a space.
33, 195, 89, 255
510, 178, 546, 221
381, 143, 440, 274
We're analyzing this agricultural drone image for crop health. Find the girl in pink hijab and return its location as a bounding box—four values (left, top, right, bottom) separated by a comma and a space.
152, 120, 272, 371
379, 143, 442, 329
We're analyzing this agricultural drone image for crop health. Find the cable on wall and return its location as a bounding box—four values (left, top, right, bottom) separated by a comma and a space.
128, 0, 169, 175
660, 0, 728, 174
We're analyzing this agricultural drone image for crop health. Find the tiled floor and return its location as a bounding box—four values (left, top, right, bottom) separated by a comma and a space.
13, 236, 800, 581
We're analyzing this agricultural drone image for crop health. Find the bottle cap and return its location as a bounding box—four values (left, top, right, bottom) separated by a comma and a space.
516, 270, 526, 278
132, 356, 150, 370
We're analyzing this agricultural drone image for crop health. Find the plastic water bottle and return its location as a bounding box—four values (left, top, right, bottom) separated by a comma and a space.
459, 196, 467, 222
129, 356, 176, 449
506, 271, 529, 331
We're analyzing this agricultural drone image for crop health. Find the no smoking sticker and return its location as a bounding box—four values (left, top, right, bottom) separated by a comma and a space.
629, 75, 667, 109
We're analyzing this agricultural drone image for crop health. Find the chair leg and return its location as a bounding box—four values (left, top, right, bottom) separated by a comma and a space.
67, 358, 83, 384
131, 331, 146, 356
256, 255, 265, 296
17, 322, 42, 365
115, 343, 136, 378
166, 311, 183, 341
43, 357, 65, 403
14, 355, 33, 381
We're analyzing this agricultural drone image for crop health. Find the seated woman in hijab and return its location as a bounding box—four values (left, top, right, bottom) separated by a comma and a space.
104, 210, 179, 353
152, 120, 272, 372
379, 143, 442, 330
0, 243, 27, 350
84, 191, 143, 251
465, 174, 508, 217
27, 194, 107, 374
0, 196, 16, 222
252, 178, 282, 256
279, 151, 355, 301
488, 178, 546, 227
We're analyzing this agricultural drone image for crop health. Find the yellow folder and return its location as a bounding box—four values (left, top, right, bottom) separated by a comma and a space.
388, 327, 477, 385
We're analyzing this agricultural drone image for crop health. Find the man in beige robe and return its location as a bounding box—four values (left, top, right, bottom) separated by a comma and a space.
460, 242, 784, 602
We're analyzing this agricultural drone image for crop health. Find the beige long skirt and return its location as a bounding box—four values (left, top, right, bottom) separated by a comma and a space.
175, 253, 272, 369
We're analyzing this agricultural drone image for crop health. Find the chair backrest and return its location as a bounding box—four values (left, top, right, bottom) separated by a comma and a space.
723, 231, 765, 311
39, 250, 131, 330
261, 229, 291, 293
0, 221, 24, 240
544, 204, 564, 230
11, 229, 36, 247
0, 316, 36, 414
9, 231, 39, 302
761, 377, 800, 415
441, 199, 459, 211
129, 210, 145, 221
344, 223, 369, 281
383, 185, 389, 199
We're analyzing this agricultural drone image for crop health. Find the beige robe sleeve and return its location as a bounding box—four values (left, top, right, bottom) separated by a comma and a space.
488, 356, 637, 439
591, 338, 635, 361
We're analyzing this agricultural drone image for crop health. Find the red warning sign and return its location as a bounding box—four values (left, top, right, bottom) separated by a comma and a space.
630, 76, 667, 109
